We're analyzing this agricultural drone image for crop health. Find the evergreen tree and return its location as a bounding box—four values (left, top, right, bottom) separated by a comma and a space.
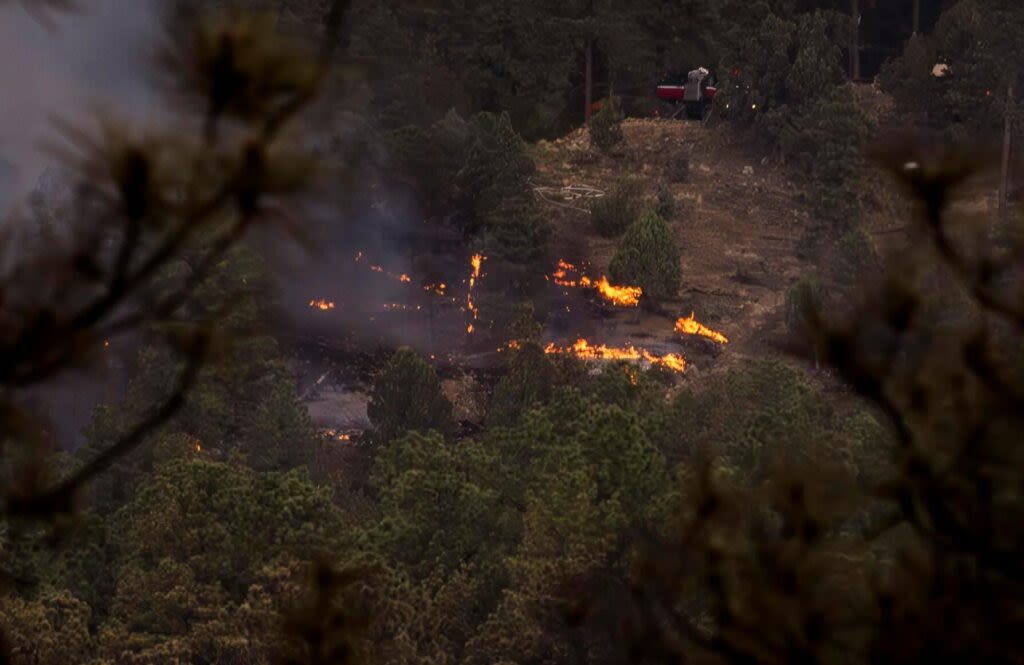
590, 179, 643, 238
367, 348, 454, 444
77, 247, 316, 492
609, 211, 681, 303
785, 275, 826, 368
881, 0, 1024, 135
487, 341, 556, 427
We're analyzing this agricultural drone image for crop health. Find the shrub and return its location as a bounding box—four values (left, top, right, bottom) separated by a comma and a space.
656, 182, 676, 220
830, 229, 879, 288
588, 96, 625, 153
368, 348, 454, 444
800, 88, 871, 229
387, 110, 469, 214
719, 10, 845, 150
457, 111, 535, 232
590, 180, 643, 238
609, 211, 681, 302
784, 275, 825, 368
667, 152, 690, 184
488, 341, 556, 427
483, 191, 548, 267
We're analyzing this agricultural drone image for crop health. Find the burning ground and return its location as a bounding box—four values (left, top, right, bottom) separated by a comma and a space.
282, 116, 897, 437
532, 118, 844, 374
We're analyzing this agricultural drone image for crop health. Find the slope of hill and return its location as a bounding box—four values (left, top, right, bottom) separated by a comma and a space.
531, 118, 817, 373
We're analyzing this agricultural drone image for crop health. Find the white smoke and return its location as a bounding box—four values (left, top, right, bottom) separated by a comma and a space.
0, 0, 162, 213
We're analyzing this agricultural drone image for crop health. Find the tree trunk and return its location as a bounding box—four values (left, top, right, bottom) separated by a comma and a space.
584, 39, 594, 122
999, 81, 1014, 229
850, 0, 860, 80
912, 0, 920, 35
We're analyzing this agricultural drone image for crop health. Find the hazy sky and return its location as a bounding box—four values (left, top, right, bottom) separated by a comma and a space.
0, 0, 161, 203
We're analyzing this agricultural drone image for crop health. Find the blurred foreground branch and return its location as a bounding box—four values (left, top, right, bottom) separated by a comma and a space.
608, 132, 1024, 664
0, 2, 348, 522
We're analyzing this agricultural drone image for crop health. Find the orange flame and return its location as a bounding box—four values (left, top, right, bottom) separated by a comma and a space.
544, 338, 686, 373
591, 276, 642, 307
466, 254, 485, 333
194, 440, 202, 453
551, 259, 641, 307
399, 273, 411, 283
309, 299, 336, 311
675, 312, 728, 344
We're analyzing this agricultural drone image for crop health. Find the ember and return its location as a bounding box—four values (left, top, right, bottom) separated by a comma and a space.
423, 282, 448, 295
550, 259, 642, 307
309, 299, 336, 311
675, 312, 728, 344
544, 338, 686, 373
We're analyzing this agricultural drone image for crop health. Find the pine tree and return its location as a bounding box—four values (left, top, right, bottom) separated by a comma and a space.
367, 348, 454, 444
609, 211, 681, 303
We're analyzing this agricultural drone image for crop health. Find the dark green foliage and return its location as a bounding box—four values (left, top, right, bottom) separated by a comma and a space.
609, 211, 681, 301
590, 179, 643, 237
465, 389, 671, 663
829, 228, 879, 288
487, 342, 556, 427
369, 431, 511, 579
102, 458, 340, 660
656, 181, 676, 220
718, 10, 845, 148
587, 96, 624, 153
347, 0, 719, 139
785, 86, 871, 229
455, 112, 547, 273
367, 348, 454, 444
456, 111, 535, 233
387, 110, 470, 215
481, 192, 548, 267
76, 247, 315, 513
662, 359, 875, 484
388, 109, 546, 291
877, 33, 942, 126
785, 275, 825, 367
880, 0, 1024, 135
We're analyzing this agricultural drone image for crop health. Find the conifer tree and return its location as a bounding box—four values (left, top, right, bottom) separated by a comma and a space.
367, 348, 454, 444
609, 211, 681, 303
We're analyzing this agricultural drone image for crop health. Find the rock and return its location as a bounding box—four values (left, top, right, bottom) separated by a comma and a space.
442, 375, 484, 423
742, 165, 754, 175
305, 386, 371, 430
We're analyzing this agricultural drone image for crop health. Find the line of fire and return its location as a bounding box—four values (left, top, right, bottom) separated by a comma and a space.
303, 251, 727, 381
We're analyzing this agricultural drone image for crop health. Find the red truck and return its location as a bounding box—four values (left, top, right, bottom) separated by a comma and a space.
656, 67, 717, 119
